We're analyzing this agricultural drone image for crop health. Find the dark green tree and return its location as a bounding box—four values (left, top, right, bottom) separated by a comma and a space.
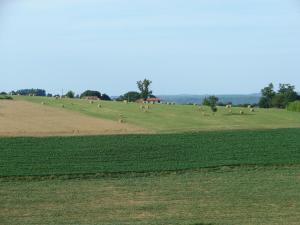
271, 93, 285, 108
66, 91, 75, 98
202, 96, 219, 113
259, 83, 276, 108
80, 90, 101, 99
101, 93, 111, 101
277, 83, 298, 107
117, 91, 141, 102
137, 79, 153, 100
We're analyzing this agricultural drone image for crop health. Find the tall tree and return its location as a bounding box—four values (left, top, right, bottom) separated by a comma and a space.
202, 96, 219, 113
278, 83, 298, 107
137, 79, 153, 100
259, 83, 276, 108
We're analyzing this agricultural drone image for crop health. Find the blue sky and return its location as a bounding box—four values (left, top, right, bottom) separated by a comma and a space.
0, 0, 299, 95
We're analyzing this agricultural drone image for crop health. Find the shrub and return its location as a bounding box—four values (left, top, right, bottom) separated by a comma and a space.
287, 101, 300, 112
0, 95, 13, 100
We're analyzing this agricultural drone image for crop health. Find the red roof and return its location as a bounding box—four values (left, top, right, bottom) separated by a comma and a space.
146, 98, 161, 102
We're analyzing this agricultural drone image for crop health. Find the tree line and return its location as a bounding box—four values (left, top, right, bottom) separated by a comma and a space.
258, 83, 299, 108
4, 81, 299, 109
5, 78, 154, 102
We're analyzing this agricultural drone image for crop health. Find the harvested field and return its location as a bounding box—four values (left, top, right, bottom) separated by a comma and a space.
0, 100, 148, 136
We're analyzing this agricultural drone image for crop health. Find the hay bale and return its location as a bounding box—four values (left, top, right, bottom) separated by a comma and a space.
98, 104, 102, 108
250, 108, 255, 112
240, 110, 244, 115
89, 100, 94, 104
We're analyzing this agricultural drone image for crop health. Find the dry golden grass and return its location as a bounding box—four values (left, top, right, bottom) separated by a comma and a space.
0, 100, 148, 136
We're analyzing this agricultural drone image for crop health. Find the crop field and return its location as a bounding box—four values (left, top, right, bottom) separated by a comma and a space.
1, 128, 300, 177
17, 96, 300, 133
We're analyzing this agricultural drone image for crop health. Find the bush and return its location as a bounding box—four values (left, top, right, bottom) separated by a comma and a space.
0, 95, 13, 100
287, 101, 300, 112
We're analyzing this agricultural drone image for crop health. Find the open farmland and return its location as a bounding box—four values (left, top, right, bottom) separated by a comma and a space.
2, 98, 300, 225
0, 100, 147, 136
17, 96, 300, 133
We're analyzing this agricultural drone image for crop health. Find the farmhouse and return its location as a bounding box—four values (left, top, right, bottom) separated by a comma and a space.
146, 97, 161, 104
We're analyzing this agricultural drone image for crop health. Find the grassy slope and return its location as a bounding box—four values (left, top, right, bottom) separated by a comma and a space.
1, 167, 300, 225
1, 128, 300, 177
16, 96, 300, 132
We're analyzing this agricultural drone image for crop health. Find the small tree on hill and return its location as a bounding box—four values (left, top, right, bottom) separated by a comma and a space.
137, 78, 152, 100
259, 83, 276, 108
66, 91, 75, 98
202, 96, 219, 113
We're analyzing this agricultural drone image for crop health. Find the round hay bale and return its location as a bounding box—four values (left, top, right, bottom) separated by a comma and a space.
240, 110, 244, 115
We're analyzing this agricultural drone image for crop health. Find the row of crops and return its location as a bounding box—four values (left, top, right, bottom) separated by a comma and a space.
1, 128, 300, 177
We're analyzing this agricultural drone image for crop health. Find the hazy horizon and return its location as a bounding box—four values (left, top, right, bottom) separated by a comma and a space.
1, 0, 299, 95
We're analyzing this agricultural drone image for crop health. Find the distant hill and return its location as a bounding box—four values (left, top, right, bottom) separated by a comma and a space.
157, 94, 261, 105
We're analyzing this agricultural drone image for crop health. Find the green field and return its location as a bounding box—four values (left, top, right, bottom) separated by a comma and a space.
1, 128, 300, 177
16, 96, 300, 132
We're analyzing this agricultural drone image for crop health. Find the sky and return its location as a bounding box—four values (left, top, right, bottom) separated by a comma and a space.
0, 0, 300, 95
